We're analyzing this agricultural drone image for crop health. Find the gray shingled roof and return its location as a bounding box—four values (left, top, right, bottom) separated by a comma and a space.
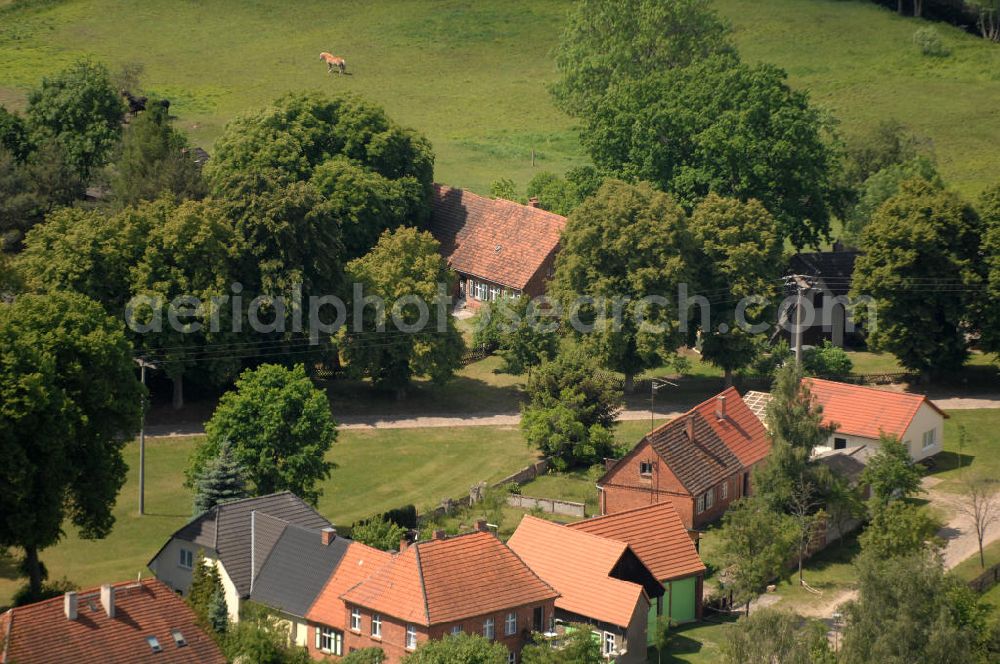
249, 520, 352, 618
646, 413, 742, 496
162, 492, 331, 597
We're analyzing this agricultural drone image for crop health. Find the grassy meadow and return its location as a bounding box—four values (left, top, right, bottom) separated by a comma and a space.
0, 418, 672, 607
1, 0, 998, 197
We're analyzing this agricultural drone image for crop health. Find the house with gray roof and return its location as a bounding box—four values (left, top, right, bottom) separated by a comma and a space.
248, 513, 351, 647
147, 492, 331, 622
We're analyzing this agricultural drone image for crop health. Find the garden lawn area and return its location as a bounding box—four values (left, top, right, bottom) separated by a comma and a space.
2, 0, 998, 197
655, 616, 740, 663
0, 423, 542, 607
769, 536, 861, 612
926, 409, 1000, 492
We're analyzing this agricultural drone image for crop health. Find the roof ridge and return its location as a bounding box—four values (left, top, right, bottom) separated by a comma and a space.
568, 500, 680, 526
216, 490, 296, 510
433, 182, 568, 222
521, 515, 627, 552
806, 377, 925, 400
412, 543, 432, 626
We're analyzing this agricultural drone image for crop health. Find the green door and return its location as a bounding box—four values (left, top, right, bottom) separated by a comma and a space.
666, 576, 697, 624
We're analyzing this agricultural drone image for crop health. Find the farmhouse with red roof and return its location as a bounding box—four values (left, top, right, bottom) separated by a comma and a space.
597, 387, 771, 529
428, 184, 566, 307
746, 378, 948, 462
0, 578, 225, 664
331, 528, 558, 663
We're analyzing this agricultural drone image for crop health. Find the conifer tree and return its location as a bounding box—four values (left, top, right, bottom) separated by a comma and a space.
193, 441, 248, 516
208, 586, 229, 634
186, 549, 223, 628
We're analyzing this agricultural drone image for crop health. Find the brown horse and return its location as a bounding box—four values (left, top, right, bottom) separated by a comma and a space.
319, 52, 346, 74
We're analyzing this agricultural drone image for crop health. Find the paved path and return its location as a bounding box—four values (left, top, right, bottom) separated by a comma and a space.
145, 406, 689, 438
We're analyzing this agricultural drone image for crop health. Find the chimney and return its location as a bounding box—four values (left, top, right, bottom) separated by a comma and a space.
64, 591, 78, 620
715, 395, 727, 420
528, 196, 540, 208
399, 538, 409, 553
100, 584, 115, 618
474, 519, 488, 533
433, 529, 447, 540
321, 527, 337, 546
686, 414, 695, 442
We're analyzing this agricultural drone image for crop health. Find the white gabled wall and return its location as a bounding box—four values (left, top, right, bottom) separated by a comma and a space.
902, 402, 945, 462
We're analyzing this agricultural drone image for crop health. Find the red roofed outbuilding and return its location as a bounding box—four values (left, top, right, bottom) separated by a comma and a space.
597, 387, 771, 529
569, 501, 706, 624
428, 184, 566, 307
0, 578, 225, 664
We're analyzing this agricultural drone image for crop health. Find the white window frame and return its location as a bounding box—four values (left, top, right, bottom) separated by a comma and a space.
474, 281, 488, 301
721, 481, 728, 501
179, 548, 193, 570
483, 617, 495, 640
371, 613, 382, 639
507, 651, 517, 664
639, 461, 653, 477
490, 285, 502, 301
451, 624, 463, 636
316, 626, 343, 655
603, 631, 616, 656
696, 494, 705, 514
350, 608, 361, 632
405, 624, 418, 650
923, 429, 936, 450
505, 611, 517, 636
704, 489, 715, 510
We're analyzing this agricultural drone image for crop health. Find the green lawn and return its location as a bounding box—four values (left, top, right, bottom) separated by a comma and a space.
0, 423, 541, 607
951, 538, 1000, 584
657, 616, 740, 664
2, 0, 998, 198
926, 409, 1000, 492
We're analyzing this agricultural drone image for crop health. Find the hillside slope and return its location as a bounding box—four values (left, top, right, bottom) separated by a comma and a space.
0, 0, 996, 196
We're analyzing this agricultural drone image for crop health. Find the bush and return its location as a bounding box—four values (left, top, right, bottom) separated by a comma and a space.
351, 513, 408, 552
802, 341, 854, 377
381, 504, 418, 530
913, 27, 950, 57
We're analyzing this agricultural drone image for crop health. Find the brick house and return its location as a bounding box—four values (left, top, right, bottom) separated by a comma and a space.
428, 184, 566, 307
598, 388, 771, 530
568, 502, 706, 625
507, 516, 664, 663
0, 578, 225, 663
325, 529, 558, 663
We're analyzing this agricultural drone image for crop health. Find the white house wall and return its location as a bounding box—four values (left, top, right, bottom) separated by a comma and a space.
902, 403, 945, 462
216, 558, 242, 623
148, 538, 209, 596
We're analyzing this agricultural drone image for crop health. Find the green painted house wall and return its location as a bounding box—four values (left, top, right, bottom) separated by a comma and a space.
647, 577, 699, 644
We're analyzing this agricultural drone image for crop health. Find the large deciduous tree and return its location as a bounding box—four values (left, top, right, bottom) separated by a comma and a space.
551, 180, 694, 391
207, 93, 433, 261
584, 56, 835, 249
841, 551, 988, 663
26, 59, 123, 181
0, 291, 142, 598
977, 182, 1000, 359
342, 226, 463, 396
688, 194, 782, 384
189, 363, 337, 505
551, 0, 734, 120
851, 178, 983, 379
128, 199, 239, 408
520, 347, 623, 470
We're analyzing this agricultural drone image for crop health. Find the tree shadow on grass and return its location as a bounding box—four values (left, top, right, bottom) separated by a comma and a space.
325, 373, 524, 419
658, 614, 740, 663
0, 548, 20, 581
924, 451, 975, 477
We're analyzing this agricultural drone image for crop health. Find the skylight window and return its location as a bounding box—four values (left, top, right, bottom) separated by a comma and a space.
172, 630, 187, 647
146, 636, 162, 653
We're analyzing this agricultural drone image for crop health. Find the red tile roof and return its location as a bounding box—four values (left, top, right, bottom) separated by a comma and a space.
305, 541, 393, 627
601, 388, 770, 496
693, 387, 771, 467
339, 532, 558, 627
805, 378, 948, 441
507, 516, 647, 629
0, 578, 225, 664
568, 502, 706, 582
429, 184, 566, 290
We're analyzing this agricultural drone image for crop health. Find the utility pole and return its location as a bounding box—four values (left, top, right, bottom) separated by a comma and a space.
784, 275, 811, 367
650, 378, 678, 433
134, 357, 156, 515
